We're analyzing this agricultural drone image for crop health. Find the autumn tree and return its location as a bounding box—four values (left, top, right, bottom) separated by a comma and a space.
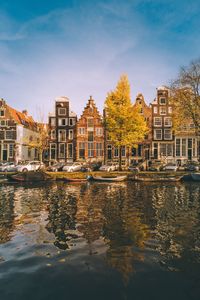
170, 59, 200, 159
104, 74, 148, 170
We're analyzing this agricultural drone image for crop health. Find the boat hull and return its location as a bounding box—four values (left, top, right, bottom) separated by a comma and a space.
191, 173, 200, 181
89, 175, 127, 182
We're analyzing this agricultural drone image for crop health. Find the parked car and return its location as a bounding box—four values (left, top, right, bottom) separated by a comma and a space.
47, 162, 65, 172
81, 162, 102, 172
62, 162, 82, 172
128, 161, 144, 172
148, 160, 165, 171
0, 162, 16, 172
14, 161, 45, 172
184, 161, 200, 171
164, 163, 178, 171
99, 163, 119, 172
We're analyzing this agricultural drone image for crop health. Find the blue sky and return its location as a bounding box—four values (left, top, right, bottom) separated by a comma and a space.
0, 0, 200, 120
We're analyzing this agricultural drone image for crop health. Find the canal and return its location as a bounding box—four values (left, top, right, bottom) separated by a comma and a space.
0, 181, 200, 300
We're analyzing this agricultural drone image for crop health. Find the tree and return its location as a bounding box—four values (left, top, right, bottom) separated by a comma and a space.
170, 59, 200, 159
104, 74, 148, 170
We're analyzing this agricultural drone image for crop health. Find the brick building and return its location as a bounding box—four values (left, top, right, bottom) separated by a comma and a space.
48, 97, 77, 162
151, 86, 174, 162
76, 96, 104, 162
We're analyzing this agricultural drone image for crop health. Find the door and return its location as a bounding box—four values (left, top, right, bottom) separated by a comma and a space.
107, 145, 112, 160
3, 144, 8, 161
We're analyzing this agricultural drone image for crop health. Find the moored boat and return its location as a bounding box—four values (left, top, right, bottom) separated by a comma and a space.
88, 175, 127, 182
62, 177, 87, 182
191, 173, 200, 181
132, 175, 182, 182
10, 171, 53, 182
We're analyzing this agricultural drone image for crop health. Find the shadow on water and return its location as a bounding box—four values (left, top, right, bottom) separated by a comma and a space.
0, 181, 200, 300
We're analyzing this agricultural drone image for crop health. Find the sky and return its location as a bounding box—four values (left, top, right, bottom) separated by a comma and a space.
0, 0, 200, 120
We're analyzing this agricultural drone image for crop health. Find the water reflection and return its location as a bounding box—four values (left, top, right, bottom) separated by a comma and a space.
0, 181, 200, 299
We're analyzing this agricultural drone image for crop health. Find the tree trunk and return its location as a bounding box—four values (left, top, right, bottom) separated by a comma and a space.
119, 146, 122, 171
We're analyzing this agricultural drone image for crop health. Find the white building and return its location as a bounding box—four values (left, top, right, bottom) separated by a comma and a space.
0, 98, 39, 163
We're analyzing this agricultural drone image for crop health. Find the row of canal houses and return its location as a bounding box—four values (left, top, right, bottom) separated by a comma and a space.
48, 86, 199, 166
0, 86, 199, 165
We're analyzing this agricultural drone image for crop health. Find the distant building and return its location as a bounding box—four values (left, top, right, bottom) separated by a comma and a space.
151, 86, 174, 162
76, 96, 104, 162
48, 96, 77, 162
0, 98, 39, 162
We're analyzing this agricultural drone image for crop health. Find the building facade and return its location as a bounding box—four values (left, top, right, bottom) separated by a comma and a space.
76, 96, 104, 162
151, 86, 174, 162
0, 98, 39, 163
48, 97, 77, 162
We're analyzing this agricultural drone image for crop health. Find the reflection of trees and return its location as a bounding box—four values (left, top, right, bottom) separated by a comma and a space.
152, 183, 200, 268
0, 186, 15, 244
46, 183, 78, 250
76, 184, 105, 253
103, 186, 149, 284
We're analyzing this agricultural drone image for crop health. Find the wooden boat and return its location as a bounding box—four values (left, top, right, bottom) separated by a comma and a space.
10, 171, 53, 182
133, 175, 182, 182
191, 173, 200, 181
88, 175, 127, 182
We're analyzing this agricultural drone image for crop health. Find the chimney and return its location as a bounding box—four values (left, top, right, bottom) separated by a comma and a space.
22, 110, 28, 116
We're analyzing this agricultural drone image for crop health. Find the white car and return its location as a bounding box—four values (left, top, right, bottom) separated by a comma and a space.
62, 162, 82, 172
164, 163, 178, 171
0, 162, 16, 172
15, 161, 45, 172
99, 163, 119, 172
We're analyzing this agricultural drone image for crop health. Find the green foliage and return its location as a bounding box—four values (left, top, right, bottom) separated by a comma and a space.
105, 74, 148, 147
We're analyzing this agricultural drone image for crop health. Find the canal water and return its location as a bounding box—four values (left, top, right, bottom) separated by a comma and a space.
0, 181, 200, 300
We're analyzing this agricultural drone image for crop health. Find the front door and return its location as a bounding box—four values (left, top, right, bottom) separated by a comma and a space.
3, 149, 8, 161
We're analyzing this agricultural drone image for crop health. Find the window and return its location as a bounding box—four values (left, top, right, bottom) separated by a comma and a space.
58, 108, 66, 116
9, 144, 14, 158
0, 110, 5, 117
88, 131, 94, 141
69, 118, 74, 126
50, 143, 56, 160
153, 106, 158, 114
160, 107, 166, 115
164, 129, 172, 140
50, 118, 56, 126
79, 142, 85, 158
122, 146, 126, 157
154, 129, 162, 140
0, 131, 5, 139
164, 117, 172, 127
87, 118, 94, 128
0, 120, 7, 126
96, 128, 103, 136
58, 118, 67, 126
5, 130, 16, 140
68, 129, 73, 140
96, 142, 103, 157
159, 97, 166, 105
168, 107, 172, 114
78, 127, 85, 135
176, 139, 181, 156
88, 142, 94, 157
160, 143, 173, 157
51, 130, 56, 139
67, 143, 73, 158
114, 147, 119, 157
182, 139, 186, 156
59, 143, 65, 158
154, 117, 162, 126
58, 130, 66, 142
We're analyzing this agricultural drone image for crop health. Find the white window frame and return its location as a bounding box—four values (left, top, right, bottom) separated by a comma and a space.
58, 129, 66, 142
50, 118, 56, 126
69, 118, 75, 126
59, 143, 65, 158
153, 106, 158, 114
51, 130, 56, 139
154, 129, 162, 140
168, 106, 172, 114
58, 118, 68, 126
50, 143, 57, 160
164, 117, 172, 127
164, 129, 172, 140
160, 107, 167, 115
154, 117, 162, 127
67, 143, 73, 158
96, 127, 103, 136
5, 130, 15, 140
78, 127, 85, 135
159, 97, 166, 105
68, 129, 73, 140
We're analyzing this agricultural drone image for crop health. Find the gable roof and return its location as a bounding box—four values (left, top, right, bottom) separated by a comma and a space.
6, 105, 37, 131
